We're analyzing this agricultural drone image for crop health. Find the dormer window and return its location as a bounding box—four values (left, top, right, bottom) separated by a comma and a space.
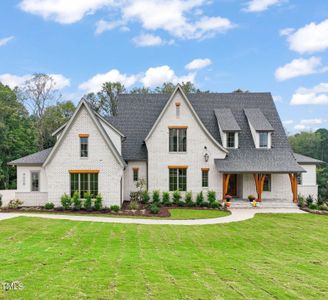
226, 132, 236, 148
259, 132, 269, 148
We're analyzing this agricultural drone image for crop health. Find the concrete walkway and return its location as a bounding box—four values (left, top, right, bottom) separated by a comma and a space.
0, 208, 306, 226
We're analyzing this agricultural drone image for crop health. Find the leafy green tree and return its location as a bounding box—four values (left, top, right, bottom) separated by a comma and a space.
154, 81, 204, 94
130, 87, 151, 94
0, 83, 37, 189
42, 101, 75, 148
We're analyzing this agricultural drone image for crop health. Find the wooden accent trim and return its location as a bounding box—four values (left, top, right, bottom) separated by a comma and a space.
253, 174, 266, 201
175, 102, 181, 107
201, 168, 209, 171
223, 174, 231, 198
69, 170, 99, 174
168, 165, 188, 169
168, 125, 188, 129
132, 167, 139, 171
79, 134, 89, 138
289, 173, 298, 203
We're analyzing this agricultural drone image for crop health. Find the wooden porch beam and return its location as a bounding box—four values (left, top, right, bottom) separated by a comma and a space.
223, 174, 231, 199
289, 173, 298, 203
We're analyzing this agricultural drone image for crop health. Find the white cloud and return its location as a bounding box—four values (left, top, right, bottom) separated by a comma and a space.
79, 69, 138, 93
132, 34, 165, 47
185, 58, 212, 70
0, 73, 70, 89
244, 0, 285, 12
19, 0, 114, 24
19, 0, 234, 41
300, 118, 326, 125
275, 57, 326, 81
272, 95, 282, 102
283, 120, 293, 125
0, 36, 15, 47
283, 19, 328, 54
279, 27, 294, 36
141, 65, 195, 88
0, 73, 31, 88
294, 118, 326, 131
290, 83, 328, 105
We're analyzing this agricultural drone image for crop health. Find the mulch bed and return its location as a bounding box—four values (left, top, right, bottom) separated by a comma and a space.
0, 201, 227, 218
301, 207, 328, 216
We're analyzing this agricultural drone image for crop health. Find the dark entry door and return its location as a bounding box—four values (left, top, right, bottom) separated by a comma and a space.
227, 174, 238, 196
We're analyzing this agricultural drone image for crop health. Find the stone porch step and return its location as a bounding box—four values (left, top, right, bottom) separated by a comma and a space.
227, 200, 298, 209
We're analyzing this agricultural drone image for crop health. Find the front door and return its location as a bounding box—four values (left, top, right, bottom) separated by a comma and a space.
227, 174, 238, 197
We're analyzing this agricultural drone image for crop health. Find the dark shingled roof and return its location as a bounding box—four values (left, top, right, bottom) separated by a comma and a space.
109, 92, 304, 173
8, 148, 52, 165
244, 108, 274, 131
214, 109, 241, 131
294, 153, 324, 165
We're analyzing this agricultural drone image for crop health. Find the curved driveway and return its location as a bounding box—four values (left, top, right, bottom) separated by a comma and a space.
0, 208, 305, 226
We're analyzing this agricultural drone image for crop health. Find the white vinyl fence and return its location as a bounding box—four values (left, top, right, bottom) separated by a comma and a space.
0, 190, 17, 206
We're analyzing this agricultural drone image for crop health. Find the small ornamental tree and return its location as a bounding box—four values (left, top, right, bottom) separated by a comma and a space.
196, 192, 204, 206
72, 191, 82, 210
162, 192, 170, 206
84, 192, 92, 210
152, 190, 160, 204
172, 190, 181, 205
94, 194, 103, 210
61, 193, 71, 210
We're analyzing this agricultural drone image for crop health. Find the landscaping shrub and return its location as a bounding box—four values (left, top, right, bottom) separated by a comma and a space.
172, 190, 181, 205
306, 195, 314, 207
130, 191, 140, 202
185, 191, 193, 206
44, 202, 55, 210
248, 195, 256, 202
60, 194, 71, 210
141, 190, 150, 204
149, 203, 160, 214
210, 202, 220, 209
162, 192, 170, 206
207, 190, 216, 205
309, 203, 318, 210
319, 204, 328, 211
94, 194, 103, 211
72, 191, 82, 210
201, 201, 209, 208
196, 192, 204, 206
8, 199, 23, 209
110, 205, 120, 212
178, 200, 185, 207
84, 192, 92, 211
152, 190, 160, 203
298, 195, 305, 208
129, 201, 139, 210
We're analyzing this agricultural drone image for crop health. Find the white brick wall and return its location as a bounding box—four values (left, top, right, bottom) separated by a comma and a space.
123, 161, 147, 200
298, 164, 318, 199
146, 90, 226, 199
0, 190, 16, 206
45, 106, 123, 207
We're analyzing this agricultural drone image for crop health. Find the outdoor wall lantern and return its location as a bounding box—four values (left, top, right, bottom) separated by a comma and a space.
204, 146, 209, 162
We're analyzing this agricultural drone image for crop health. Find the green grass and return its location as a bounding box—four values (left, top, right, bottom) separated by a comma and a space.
0, 214, 327, 299
10, 208, 230, 220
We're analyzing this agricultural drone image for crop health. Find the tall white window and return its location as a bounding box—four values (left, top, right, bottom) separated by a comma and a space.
259, 132, 269, 148
31, 172, 40, 192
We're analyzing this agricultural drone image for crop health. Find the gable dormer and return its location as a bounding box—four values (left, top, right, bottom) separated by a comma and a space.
214, 109, 241, 149
244, 109, 274, 149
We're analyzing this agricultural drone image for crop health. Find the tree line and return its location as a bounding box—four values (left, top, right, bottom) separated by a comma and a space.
0, 73, 327, 200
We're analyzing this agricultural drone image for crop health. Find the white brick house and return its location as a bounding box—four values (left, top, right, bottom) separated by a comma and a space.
8, 85, 322, 207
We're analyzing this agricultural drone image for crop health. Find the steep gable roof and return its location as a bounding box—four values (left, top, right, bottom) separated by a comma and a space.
144, 85, 228, 154
109, 91, 303, 173
44, 99, 126, 168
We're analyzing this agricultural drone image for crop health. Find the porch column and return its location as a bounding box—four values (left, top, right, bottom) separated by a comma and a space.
253, 174, 266, 202
222, 174, 231, 199
289, 173, 298, 203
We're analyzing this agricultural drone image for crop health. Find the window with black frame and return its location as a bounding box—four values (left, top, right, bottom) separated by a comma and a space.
80, 137, 88, 157
169, 168, 187, 191
169, 128, 187, 152
70, 172, 98, 197
202, 169, 209, 188
31, 172, 40, 192
263, 174, 271, 192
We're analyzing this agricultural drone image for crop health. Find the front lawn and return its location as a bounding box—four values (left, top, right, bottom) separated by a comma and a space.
0, 214, 327, 299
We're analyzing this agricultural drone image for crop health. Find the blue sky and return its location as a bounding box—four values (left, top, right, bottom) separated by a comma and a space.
0, 0, 327, 134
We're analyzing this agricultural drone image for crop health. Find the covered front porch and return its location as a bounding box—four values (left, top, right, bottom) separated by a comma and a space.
221, 172, 299, 203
